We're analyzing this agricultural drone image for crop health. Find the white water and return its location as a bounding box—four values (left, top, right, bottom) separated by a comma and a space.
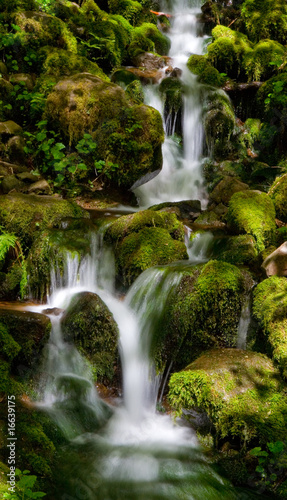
134, 0, 208, 208
237, 295, 251, 350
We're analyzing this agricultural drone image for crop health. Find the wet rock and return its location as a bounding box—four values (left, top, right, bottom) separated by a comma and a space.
9, 74, 35, 91
209, 176, 249, 205
132, 52, 166, 71
104, 209, 187, 286
262, 242, 287, 277
0, 309, 51, 369
6, 136, 26, 165
150, 200, 202, 220
0, 121, 22, 138
61, 292, 119, 382
16, 172, 39, 182
169, 348, 287, 446
227, 190, 276, 252
268, 173, 287, 222
42, 307, 63, 316
27, 179, 51, 195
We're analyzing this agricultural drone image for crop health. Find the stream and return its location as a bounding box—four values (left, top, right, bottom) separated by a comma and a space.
27, 0, 262, 498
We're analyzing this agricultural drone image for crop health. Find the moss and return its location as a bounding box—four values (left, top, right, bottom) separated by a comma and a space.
117, 227, 188, 286
61, 292, 119, 382
108, 0, 143, 25
227, 190, 276, 252
169, 348, 287, 446
125, 79, 144, 104
159, 77, 184, 114
45, 73, 164, 188
150, 261, 252, 371
203, 89, 237, 160
105, 209, 185, 243
243, 39, 285, 82
40, 47, 109, 81
207, 25, 253, 80
14, 11, 77, 53
253, 277, 287, 378
0, 193, 87, 251
212, 234, 258, 266
0, 323, 21, 361
187, 55, 225, 87
268, 174, 287, 222
241, 0, 287, 44
128, 22, 170, 60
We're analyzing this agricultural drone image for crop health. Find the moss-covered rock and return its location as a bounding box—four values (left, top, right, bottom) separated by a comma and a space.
146, 260, 252, 372
243, 39, 285, 82
227, 190, 276, 252
212, 234, 258, 267
169, 348, 287, 446
253, 277, 287, 379
128, 22, 170, 60
209, 176, 249, 205
104, 210, 187, 286
61, 291, 119, 382
207, 25, 253, 80
125, 79, 144, 104
159, 76, 184, 118
268, 174, 287, 222
241, 0, 287, 44
0, 193, 87, 250
40, 47, 109, 81
203, 89, 238, 160
45, 73, 164, 189
187, 54, 226, 87
14, 11, 77, 53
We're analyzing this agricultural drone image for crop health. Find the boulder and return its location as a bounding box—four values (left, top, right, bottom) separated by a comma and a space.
227, 190, 276, 252
132, 52, 166, 71
169, 348, 287, 446
104, 210, 187, 286
209, 176, 249, 205
253, 276, 287, 378
6, 136, 27, 164
0, 193, 88, 248
61, 292, 119, 382
27, 179, 51, 195
268, 174, 287, 222
45, 73, 164, 189
262, 242, 287, 277
0, 121, 22, 138
9, 74, 35, 91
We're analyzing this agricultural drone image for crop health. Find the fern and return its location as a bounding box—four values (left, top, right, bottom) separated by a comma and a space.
0, 232, 18, 261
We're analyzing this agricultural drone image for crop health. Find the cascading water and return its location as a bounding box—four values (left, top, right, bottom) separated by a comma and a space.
134, 0, 208, 208
29, 228, 250, 499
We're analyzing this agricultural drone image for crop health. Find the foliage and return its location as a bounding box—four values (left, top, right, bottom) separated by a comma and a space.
187, 54, 226, 87
3, 469, 46, 499
241, 0, 287, 44
250, 441, 287, 494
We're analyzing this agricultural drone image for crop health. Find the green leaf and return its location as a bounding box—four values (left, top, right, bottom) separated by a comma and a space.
67, 165, 77, 174
256, 465, 265, 473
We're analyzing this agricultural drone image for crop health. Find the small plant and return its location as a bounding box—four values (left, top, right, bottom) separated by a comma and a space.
250, 441, 287, 494
3, 469, 46, 499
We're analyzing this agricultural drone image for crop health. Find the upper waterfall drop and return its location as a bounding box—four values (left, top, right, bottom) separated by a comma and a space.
134, 0, 208, 208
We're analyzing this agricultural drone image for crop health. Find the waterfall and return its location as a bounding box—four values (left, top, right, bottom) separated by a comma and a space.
237, 295, 251, 349
134, 0, 208, 208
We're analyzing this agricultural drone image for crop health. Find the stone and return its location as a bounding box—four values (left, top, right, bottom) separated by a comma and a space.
132, 52, 166, 71
1, 175, 25, 194
9, 74, 35, 91
6, 136, 26, 164
209, 176, 249, 205
0, 121, 22, 138
262, 242, 287, 277
27, 179, 51, 195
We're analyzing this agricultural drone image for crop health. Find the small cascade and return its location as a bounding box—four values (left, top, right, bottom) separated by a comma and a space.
134, 0, 208, 208
237, 295, 251, 350
187, 230, 214, 262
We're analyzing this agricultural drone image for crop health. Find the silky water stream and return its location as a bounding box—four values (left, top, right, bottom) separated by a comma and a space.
29, 231, 250, 500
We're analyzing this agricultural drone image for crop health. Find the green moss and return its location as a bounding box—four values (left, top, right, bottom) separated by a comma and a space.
14, 11, 77, 53
241, 0, 287, 44
0, 193, 87, 251
117, 227, 188, 286
125, 79, 144, 104
61, 292, 119, 382
40, 47, 109, 81
207, 25, 253, 80
0, 323, 21, 361
151, 261, 252, 371
159, 77, 184, 114
227, 190, 276, 252
108, 0, 143, 25
0, 461, 10, 497
268, 174, 287, 222
128, 22, 170, 60
203, 89, 237, 159
187, 55, 225, 87
243, 39, 285, 81
45, 73, 164, 188
253, 277, 287, 378
169, 348, 287, 446
0, 359, 22, 394
213, 234, 258, 266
